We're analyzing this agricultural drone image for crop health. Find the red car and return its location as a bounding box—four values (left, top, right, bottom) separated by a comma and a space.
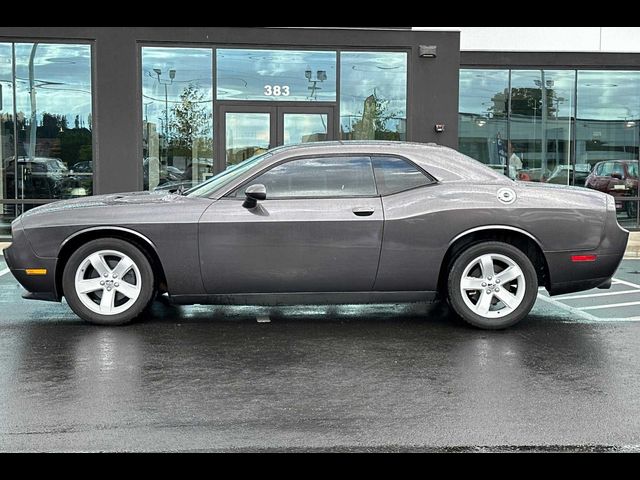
585, 160, 639, 218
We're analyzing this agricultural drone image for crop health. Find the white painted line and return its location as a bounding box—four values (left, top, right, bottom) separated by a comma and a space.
556, 290, 640, 301
613, 278, 640, 290
537, 294, 601, 322
580, 301, 640, 312
0, 268, 10, 278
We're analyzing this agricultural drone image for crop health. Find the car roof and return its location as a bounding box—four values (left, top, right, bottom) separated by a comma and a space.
267, 141, 510, 184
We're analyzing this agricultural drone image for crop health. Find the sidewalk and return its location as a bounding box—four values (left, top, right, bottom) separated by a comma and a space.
2, 234, 640, 260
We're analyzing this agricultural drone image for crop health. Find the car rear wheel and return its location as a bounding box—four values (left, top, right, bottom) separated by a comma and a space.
447, 242, 538, 330
62, 239, 155, 326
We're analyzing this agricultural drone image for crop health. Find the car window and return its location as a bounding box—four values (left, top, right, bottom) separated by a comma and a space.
629, 162, 638, 178
601, 163, 613, 176
612, 163, 625, 177
234, 156, 377, 199
372, 156, 435, 196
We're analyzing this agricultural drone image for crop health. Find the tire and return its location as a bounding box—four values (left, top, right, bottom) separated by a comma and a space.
62, 238, 156, 326
447, 242, 538, 330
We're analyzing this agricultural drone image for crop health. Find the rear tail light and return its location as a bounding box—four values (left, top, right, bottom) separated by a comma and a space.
572, 255, 597, 263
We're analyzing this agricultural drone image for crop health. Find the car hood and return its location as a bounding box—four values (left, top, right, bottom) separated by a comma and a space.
22, 192, 180, 218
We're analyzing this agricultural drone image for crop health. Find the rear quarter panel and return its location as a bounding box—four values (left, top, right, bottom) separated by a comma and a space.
374, 182, 607, 292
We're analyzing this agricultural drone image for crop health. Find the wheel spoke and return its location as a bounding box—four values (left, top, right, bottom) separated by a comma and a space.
116, 281, 140, 300
112, 257, 135, 280
475, 291, 494, 316
461, 277, 485, 291
494, 289, 518, 310
496, 266, 523, 285
480, 255, 496, 279
89, 253, 111, 277
100, 288, 116, 314
77, 279, 104, 295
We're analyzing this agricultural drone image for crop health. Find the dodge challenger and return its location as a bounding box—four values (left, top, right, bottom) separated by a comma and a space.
4, 142, 630, 330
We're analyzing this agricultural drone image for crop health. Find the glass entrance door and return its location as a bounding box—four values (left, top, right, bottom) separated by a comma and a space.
220, 105, 334, 169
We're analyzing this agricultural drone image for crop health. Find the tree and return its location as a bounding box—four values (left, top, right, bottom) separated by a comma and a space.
169, 85, 212, 161
349, 92, 402, 141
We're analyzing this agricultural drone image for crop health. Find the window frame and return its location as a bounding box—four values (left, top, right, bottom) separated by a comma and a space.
224, 152, 439, 201
225, 153, 379, 201
371, 155, 438, 197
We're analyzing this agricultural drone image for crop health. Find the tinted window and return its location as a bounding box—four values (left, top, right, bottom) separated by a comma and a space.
372, 157, 434, 195
239, 157, 377, 199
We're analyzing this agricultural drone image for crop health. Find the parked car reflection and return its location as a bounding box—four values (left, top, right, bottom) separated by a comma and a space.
586, 160, 639, 218
545, 164, 592, 186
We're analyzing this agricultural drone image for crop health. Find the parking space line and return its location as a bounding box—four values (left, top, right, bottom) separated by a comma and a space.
556, 290, 640, 301
536, 294, 602, 322
613, 278, 640, 290
0, 268, 10, 278
580, 301, 640, 312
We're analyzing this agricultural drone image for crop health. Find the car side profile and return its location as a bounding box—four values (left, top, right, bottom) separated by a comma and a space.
4, 142, 630, 330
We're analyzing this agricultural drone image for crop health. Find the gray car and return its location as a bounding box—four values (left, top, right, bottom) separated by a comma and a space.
3, 142, 630, 330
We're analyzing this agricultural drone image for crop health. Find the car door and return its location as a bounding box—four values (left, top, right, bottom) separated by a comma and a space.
199, 156, 384, 294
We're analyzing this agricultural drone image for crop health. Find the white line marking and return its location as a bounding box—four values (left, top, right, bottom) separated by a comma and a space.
537, 294, 601, 322
0, 268, 10, 278
613, 278, 640, 290
579, 301, 640, 312
556, 290, 640, 301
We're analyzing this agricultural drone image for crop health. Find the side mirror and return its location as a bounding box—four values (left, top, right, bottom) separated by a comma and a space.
243, 184, 267, 209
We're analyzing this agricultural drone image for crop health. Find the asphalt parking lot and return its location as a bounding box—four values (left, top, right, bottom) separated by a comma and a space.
0, 254, 639, 452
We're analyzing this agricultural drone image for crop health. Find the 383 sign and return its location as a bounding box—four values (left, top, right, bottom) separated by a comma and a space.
264, 85, 291, 97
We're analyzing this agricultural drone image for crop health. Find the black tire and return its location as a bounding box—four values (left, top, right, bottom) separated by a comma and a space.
447, 242, 538, 330
62, 238, 156, 326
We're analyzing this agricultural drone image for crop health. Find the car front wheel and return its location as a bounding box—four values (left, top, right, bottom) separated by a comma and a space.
447, 242, 539, 330
62, 238, 156, 326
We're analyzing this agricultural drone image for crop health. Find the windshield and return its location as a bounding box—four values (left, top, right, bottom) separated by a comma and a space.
186, 152, 274, 198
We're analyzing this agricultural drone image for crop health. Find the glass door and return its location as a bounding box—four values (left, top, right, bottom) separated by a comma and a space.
219, 105, 335, 170
279, 106, 334, 146
221, 106, 276, 168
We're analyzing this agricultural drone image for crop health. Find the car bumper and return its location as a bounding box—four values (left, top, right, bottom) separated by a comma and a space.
547, 206, 630, 296
3, 220, 60, 302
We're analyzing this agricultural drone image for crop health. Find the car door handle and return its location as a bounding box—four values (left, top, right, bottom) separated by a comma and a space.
352, 208, 375, 217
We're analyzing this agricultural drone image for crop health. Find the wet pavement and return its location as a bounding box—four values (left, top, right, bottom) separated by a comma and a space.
1, 256, 640, 452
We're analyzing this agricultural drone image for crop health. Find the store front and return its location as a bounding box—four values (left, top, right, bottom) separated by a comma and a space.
459, 51, 640, 231
0, 27, 460, 238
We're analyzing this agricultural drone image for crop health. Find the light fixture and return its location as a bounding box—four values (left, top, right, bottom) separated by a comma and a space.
419, 45, 438, 59
317, 70, 327, 82
169, 69, 176, 81
305, 69, 312, 80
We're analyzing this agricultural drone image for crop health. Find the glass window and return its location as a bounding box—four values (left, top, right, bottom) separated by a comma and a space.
459, 69, 510, 175
14, 43, 93, 201
372, 157, 434, 195
217, 49, 337, 102
225, 112, 271, 167
0, 43, 15, 235
511, 70, 576, 185
341, 52, 408, 141
238, 157, 377, 199
577, 71, 640, 230
283, 114, 329, 145
142, 47, 213, 191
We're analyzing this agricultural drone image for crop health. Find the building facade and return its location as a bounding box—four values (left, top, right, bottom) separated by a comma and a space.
0, 27, 638, 238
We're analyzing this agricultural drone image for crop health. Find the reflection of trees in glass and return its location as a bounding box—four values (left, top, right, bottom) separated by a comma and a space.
169, 84, 212, 161
349, 92, 402, 141
510, 88, 557, 118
